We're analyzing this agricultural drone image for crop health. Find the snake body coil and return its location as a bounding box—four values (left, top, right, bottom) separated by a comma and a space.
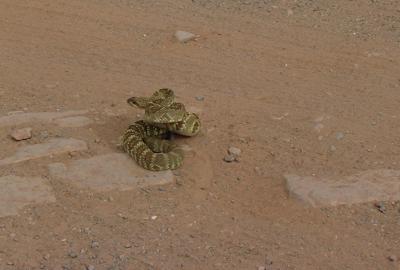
121, 89, 200, 171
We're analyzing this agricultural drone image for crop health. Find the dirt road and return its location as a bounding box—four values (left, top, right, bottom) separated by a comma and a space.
1, 0, 400, 269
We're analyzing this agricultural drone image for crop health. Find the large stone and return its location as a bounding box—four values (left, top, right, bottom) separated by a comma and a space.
48, 153, 173, 191
285, 169, 400, 207
0, 110, 88, 127
0, 138, 88, 166
10, 127, 32, 141
0, 175, 56, 217
54, 116, 92, 127
175, 30, 196, 43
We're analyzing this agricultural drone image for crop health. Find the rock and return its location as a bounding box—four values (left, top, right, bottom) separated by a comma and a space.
228, 147, 241, 157
10, 127, 32, 141
0, 110, 88, 127
224, 147, 241, 162
68, 251, 78, 258
335, 132, 345, 140
90, 241, 99, 249
175, 30, 196, 43
329, 145, 336, 152
223, 154, 236, 163
0, 138, 88, 166
388, 255, 397, 262
54, 116, 92, 128
86, 266, 95, 270
195, 96, 205, 101
48, 153, 173, 192
284, 169, 400, 207
374, 202, 386, 213
0, 175, 56, 217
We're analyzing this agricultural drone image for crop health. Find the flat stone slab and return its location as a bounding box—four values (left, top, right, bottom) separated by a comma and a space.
285, 169, 400, 207
0, 175, 56, 217
0, 138, 88, 166
0, 110, 88, 127
48, 153, 173, 191
54, 116, 92, 127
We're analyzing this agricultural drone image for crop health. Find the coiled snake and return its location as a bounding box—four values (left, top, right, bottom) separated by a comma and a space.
121, 89, 201, 171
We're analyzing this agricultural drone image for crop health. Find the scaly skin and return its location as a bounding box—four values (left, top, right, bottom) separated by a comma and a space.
121, 89, 201, 171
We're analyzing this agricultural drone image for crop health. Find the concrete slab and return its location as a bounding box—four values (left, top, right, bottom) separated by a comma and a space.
0, 110, 88, 127
285, 169, 400, 207
48, 153, 173, 192
54, 116, 93, 127
0, 175, 56, 217
0, 138, 88, 166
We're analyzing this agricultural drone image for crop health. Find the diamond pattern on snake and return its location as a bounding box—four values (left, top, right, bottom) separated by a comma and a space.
121, 88, 201, 171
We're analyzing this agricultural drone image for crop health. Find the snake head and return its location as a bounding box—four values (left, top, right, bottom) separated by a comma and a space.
127, 88, 175, 109
127, 96, 150, 109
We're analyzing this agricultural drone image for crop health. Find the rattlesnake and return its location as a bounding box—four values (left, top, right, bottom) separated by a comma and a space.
121, 88, 201, 171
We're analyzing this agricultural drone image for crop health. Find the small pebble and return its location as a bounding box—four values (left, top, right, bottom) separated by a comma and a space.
175, 30, 196, 43
124, 243, 132, 248
388, 255, 397, 262
10, 127, 32, 141
195, 96, 205, 101
151, 215, 158, 220
223, 154, 236, 163
117, 213, 128, 219
68, 251, 78, 258
330, 145, 336, 152
374, 202, 386, 213
90, 241, 100, 248
335, 132, 345, 140
86, 265, 96, 270
228, 147, 241, 157
43, 254, 50, 260
239, 137, 247, 143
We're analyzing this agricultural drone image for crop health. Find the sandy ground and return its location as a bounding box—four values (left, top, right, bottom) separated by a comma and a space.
1, 0, 400, 269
